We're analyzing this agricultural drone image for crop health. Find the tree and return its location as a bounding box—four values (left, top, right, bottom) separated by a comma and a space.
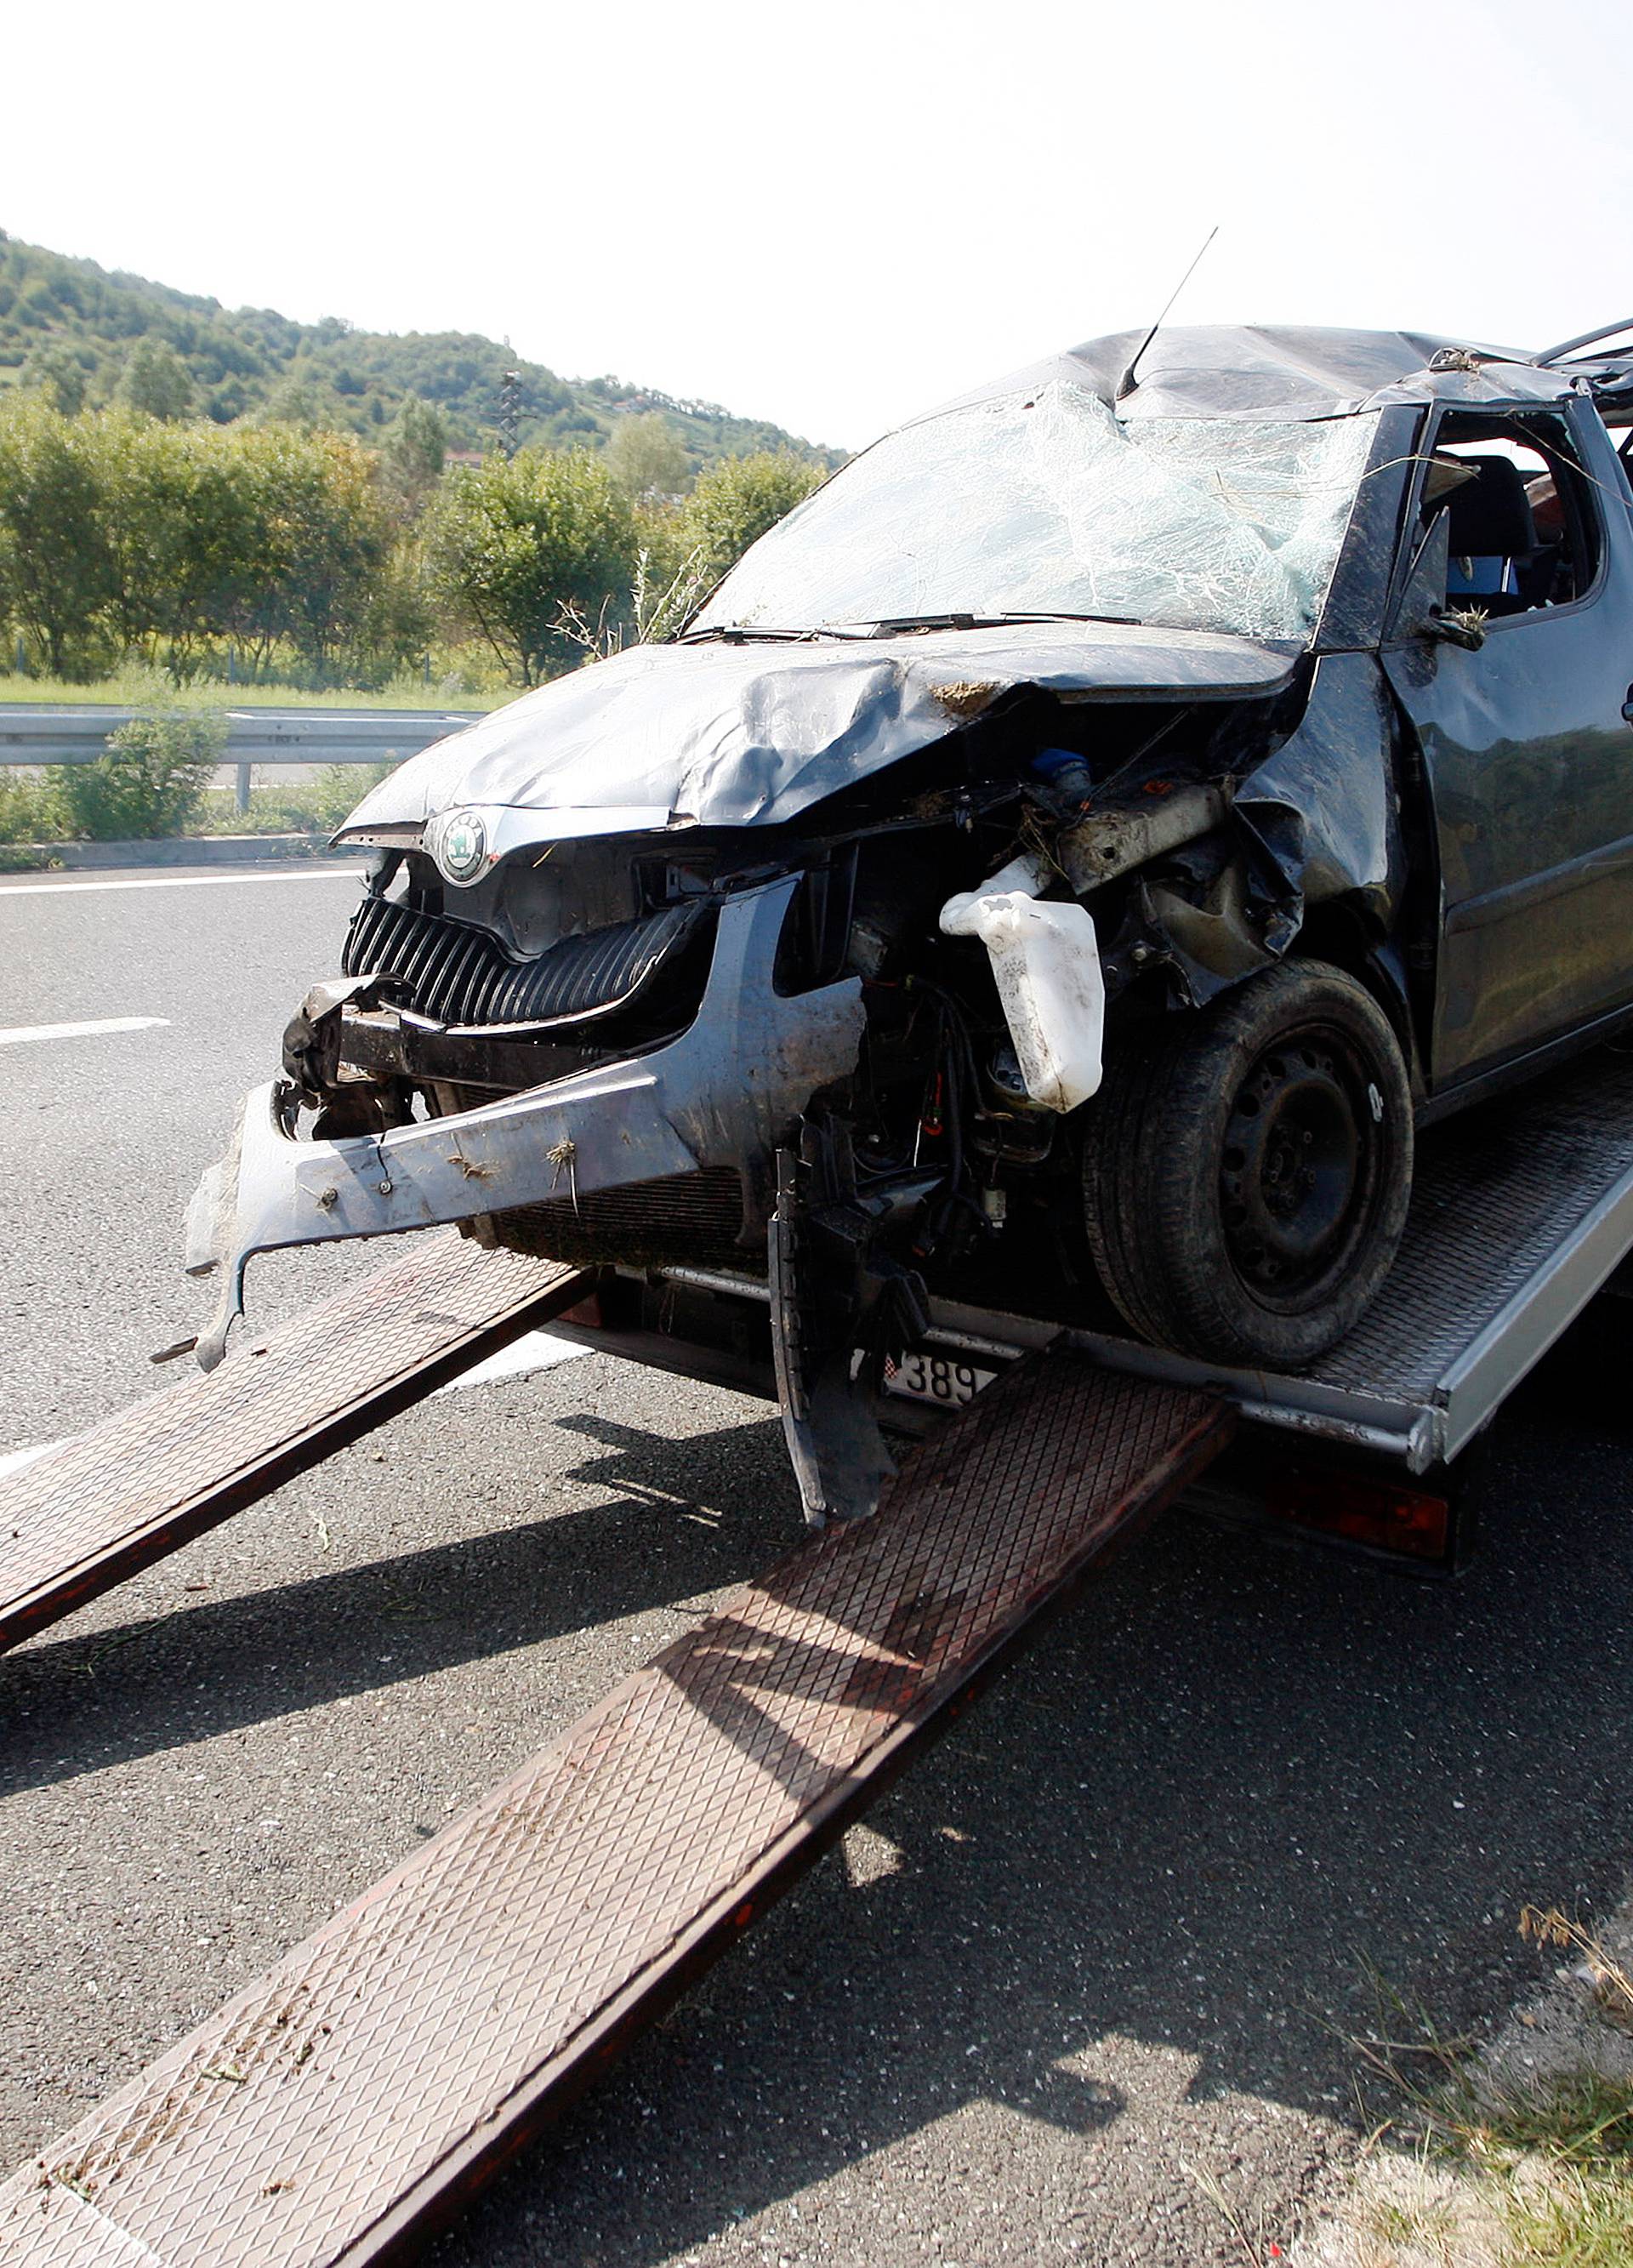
117, 337, 195, 421
679, 451, 827, 584
88, 412, 265, 667
258, 371, 345, 431
425, 448, 636, 686
230, 425, 395, 675
606, 412, 688, 502
379, 394, 448, 517
18, 345, 88, 415
0, 395, 115, 674
88, 409, 189, 656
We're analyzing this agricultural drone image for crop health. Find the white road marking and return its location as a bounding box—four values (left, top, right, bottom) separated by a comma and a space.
0, 867, 362, 898
0, 1016, 172, 1047
434, 1331, 588, 1393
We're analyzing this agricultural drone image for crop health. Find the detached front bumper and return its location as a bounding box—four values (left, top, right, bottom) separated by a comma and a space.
185, 876, 865, 1368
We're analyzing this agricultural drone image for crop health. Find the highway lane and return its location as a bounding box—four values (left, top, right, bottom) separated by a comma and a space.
0, 863, 366, 1442
1, 863, 1630, 2268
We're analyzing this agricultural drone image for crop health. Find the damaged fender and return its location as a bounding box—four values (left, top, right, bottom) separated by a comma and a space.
1238, 652, 1403, 925
1101, 653, 1405, 1011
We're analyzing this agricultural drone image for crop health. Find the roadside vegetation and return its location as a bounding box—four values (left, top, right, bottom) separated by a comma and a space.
191, 763, 398, 840
1332, 1911, 1633, 2268
0, 391, 824, 698
0, 227, 836, 701
0, 671, 507, 709
0, 241, 834, 845
0, 758, 391, 866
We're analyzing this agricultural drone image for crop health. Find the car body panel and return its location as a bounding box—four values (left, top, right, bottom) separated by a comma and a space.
1238, 650, 1403, 921
936, 324, 1591, 425
186, 877, 864, 1368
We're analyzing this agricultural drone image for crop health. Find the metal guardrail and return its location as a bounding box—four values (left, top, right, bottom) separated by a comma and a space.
0, 704, 485, 811
0, 704, 483, 761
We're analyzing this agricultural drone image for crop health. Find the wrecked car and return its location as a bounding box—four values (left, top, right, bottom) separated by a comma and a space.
187, 320, 1633, 1519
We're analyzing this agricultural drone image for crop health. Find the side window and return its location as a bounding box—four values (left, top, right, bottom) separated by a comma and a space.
1420, 411, 1602, 618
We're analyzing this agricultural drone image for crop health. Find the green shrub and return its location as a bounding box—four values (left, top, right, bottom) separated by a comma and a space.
0, 768, 62, 842
296, 760, 393, 833
54, 709, 225, 839
678, 450, 827, 585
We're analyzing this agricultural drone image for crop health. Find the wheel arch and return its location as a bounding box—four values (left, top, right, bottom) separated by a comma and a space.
1285, 898, 1424, 1097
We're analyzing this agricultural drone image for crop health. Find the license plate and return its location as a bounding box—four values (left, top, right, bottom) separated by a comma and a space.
883, 1348, 997, 1410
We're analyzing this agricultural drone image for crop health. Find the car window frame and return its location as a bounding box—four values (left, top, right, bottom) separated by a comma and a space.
1404, 400, 1613, 639
1312, 402, 1424, 652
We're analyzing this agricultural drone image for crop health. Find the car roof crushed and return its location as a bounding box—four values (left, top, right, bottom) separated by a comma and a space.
935, 322, 1614, 425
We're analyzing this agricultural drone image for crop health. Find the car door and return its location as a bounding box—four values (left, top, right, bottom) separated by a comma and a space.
1382, 399, 1633, 1087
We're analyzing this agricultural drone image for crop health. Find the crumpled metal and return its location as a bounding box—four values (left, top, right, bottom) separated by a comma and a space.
340, 617, 1298, 841
936, 322, 1586, 425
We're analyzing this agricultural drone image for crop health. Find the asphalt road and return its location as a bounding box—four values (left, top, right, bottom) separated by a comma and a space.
1, 863, 1630, 2267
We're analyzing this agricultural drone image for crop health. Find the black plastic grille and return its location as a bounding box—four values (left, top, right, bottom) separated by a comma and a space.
343, 892, 703, 1029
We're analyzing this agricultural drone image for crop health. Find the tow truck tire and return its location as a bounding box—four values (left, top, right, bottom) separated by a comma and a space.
1081, 960, 1413, 1369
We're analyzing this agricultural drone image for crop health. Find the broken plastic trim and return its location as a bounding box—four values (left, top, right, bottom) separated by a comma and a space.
186, 878, 864, 1369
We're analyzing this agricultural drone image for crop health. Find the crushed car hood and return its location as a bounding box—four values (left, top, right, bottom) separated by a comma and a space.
340, 619, 1300, 838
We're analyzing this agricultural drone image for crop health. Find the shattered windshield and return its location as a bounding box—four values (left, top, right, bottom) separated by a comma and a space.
694, 381, 1380, 644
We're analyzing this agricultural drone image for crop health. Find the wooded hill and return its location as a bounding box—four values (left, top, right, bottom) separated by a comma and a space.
0, 231, 841, 469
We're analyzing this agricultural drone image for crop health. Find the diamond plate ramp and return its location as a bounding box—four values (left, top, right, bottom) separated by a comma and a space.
1308, 1046, 1633, 1403
0, 1235, 588, 1656
0, 1359, 1230, 2268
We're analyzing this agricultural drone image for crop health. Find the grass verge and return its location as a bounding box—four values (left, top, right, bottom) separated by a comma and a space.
1344, 1919, 1633, 2268
193, 764, 396, 837
0, 668, 504, 712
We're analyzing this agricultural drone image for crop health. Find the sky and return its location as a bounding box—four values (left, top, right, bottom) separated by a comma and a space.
5, 0, 1632, 453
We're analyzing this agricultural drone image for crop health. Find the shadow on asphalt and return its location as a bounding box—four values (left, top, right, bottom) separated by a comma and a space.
434, 1313, 1633, 2266
0, 1412, 797, 1798
5, 1311, 1632, 2265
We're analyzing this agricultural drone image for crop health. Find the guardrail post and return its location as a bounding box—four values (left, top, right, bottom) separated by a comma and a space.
235, 761, 253, 814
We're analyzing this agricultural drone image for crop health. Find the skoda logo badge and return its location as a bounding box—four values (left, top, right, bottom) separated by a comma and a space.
433, 808, 487, 886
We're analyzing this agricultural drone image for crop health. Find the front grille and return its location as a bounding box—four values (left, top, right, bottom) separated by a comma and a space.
344, 892, 704, 1029
475, 1168, 746, 1269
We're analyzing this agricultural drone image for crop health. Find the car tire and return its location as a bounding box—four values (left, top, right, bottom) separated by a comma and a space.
1080, 960, 1414, 1368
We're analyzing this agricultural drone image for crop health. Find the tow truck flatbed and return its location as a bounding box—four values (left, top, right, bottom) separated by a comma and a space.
547, 1046, 1633, 1536
0, 1237, 589, 1659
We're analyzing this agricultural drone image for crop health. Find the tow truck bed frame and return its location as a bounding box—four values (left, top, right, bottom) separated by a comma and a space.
562, 1046, 1633, 1501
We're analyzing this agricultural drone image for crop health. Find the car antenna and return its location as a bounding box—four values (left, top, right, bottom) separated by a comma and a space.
1116, 225, 1219, 401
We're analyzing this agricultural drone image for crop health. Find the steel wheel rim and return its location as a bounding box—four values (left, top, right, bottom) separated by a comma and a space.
1218, 1025, 1385, 1314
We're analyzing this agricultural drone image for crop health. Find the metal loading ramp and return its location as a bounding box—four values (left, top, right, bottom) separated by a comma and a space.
0, 1361, 1230, 2268
0, 1235, 588, 1657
